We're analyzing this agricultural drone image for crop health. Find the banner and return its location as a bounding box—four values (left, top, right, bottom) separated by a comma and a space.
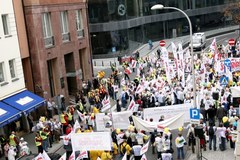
216, 58, 240, 75
140, 141, 149, 155
143, 103, 191, 122
71, 132, 112, 151
95, 113, 105, 131
112, 111, 132, 129
230, 87, 240, 97
132, 113, 185, 132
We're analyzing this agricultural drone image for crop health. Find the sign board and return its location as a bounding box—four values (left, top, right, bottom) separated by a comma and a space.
71, 132, 112, 151
224, 59, 232, 72
220, 75, 229, 86
216, 58, 240, 75
143, 103, 191, 122
112, 111, 132, 129
190, 108, 200, 124
229, 38, 235, 46
159, 40, 166, 47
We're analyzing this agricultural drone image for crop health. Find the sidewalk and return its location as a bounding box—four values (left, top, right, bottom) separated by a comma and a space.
187, 147, 235, 160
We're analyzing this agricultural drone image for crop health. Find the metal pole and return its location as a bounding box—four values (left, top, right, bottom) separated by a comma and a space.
163, 6, 199, 159
152, 5, 199, 159
163, 6, 196, 109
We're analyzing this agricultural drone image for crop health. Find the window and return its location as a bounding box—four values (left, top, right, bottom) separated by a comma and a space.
0, 62, 5, 83
2, 14, 10, 35
9, 59, 16, 79
76, 10, 83, 31
60, 11, 69, 34
42, 13, 53, 38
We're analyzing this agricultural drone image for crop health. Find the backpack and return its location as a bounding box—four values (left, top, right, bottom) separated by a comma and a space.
125, 92, 129, 100
208, 126, 215, 136
189, 131, 195, 140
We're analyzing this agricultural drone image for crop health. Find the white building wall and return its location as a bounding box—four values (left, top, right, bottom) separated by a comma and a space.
0, 0, 25, 100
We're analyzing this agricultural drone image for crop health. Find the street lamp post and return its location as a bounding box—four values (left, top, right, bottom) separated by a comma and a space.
151, 4, 200, 160
151, 4, 196, 109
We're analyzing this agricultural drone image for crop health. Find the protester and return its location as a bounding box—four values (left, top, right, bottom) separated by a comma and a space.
7, 146, 16, 160
175, 133, 186, 160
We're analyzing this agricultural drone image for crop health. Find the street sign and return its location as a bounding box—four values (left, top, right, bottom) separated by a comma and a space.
220, 75, 229, 86
224, 59, 231, 72
190, 108, 200, 124
159, 40, 166, 47
229, 38, 235, 46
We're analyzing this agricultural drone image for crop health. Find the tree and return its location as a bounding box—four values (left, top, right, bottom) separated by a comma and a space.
224, 2, 240, 32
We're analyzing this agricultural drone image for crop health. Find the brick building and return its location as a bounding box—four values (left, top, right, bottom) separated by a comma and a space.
23, 0, 93, 100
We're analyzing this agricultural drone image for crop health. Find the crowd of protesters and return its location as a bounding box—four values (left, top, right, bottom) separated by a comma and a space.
2, 39, 240, 160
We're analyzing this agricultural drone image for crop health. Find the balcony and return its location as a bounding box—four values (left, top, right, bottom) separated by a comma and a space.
62, 32, 70, 42
44, 36, 54, 48
77, 29, 84, 38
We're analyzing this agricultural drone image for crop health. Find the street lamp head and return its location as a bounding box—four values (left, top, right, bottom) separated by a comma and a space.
151, 4, 164, 10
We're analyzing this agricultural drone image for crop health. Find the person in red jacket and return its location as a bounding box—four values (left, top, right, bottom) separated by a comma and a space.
60, 111, 69, 134
66, 124, 72, 135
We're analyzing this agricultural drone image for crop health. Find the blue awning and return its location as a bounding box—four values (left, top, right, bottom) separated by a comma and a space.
2, 90, 45, 115
0, 102, 21, 128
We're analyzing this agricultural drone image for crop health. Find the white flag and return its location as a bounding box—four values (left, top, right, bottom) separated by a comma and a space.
42, 151, 51, 160
72, 120, 81, 133
61, 134, 71, 145
101, 96, 111, 112
33, 153, 44, 160
77, 110, 85, 122
122, 152, 127, 160
131, 60, 137, 68
97, 157, 102, 160
76, 150, 88, 160
141, 154, 147, 160
127, 99, 135, 111
58, 153, 66, 160
225, 66, 233, 81
140, 140, 150, 155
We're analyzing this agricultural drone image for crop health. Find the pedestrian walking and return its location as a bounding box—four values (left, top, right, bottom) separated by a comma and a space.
175, 133, 186, 160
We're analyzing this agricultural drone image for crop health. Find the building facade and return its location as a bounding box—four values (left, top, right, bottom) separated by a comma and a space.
88, 0, 240, 57
23, 0, 93, 100
0, 0, 25, 99
0, 0, 45, 135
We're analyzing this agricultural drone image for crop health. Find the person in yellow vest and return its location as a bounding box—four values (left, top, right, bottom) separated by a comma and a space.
100, 150, 112, 160
39, 128, 48, 152
112, 142, 118, 156
67, 108, 73, 126
120, 140, 132, 160
9, 131, 18, 148
35, 132, 43, 153
60, 111, 69, 134
89, 150, 100, 160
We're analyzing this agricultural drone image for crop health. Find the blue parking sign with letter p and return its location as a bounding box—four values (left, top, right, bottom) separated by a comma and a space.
190, 108, 200, 120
